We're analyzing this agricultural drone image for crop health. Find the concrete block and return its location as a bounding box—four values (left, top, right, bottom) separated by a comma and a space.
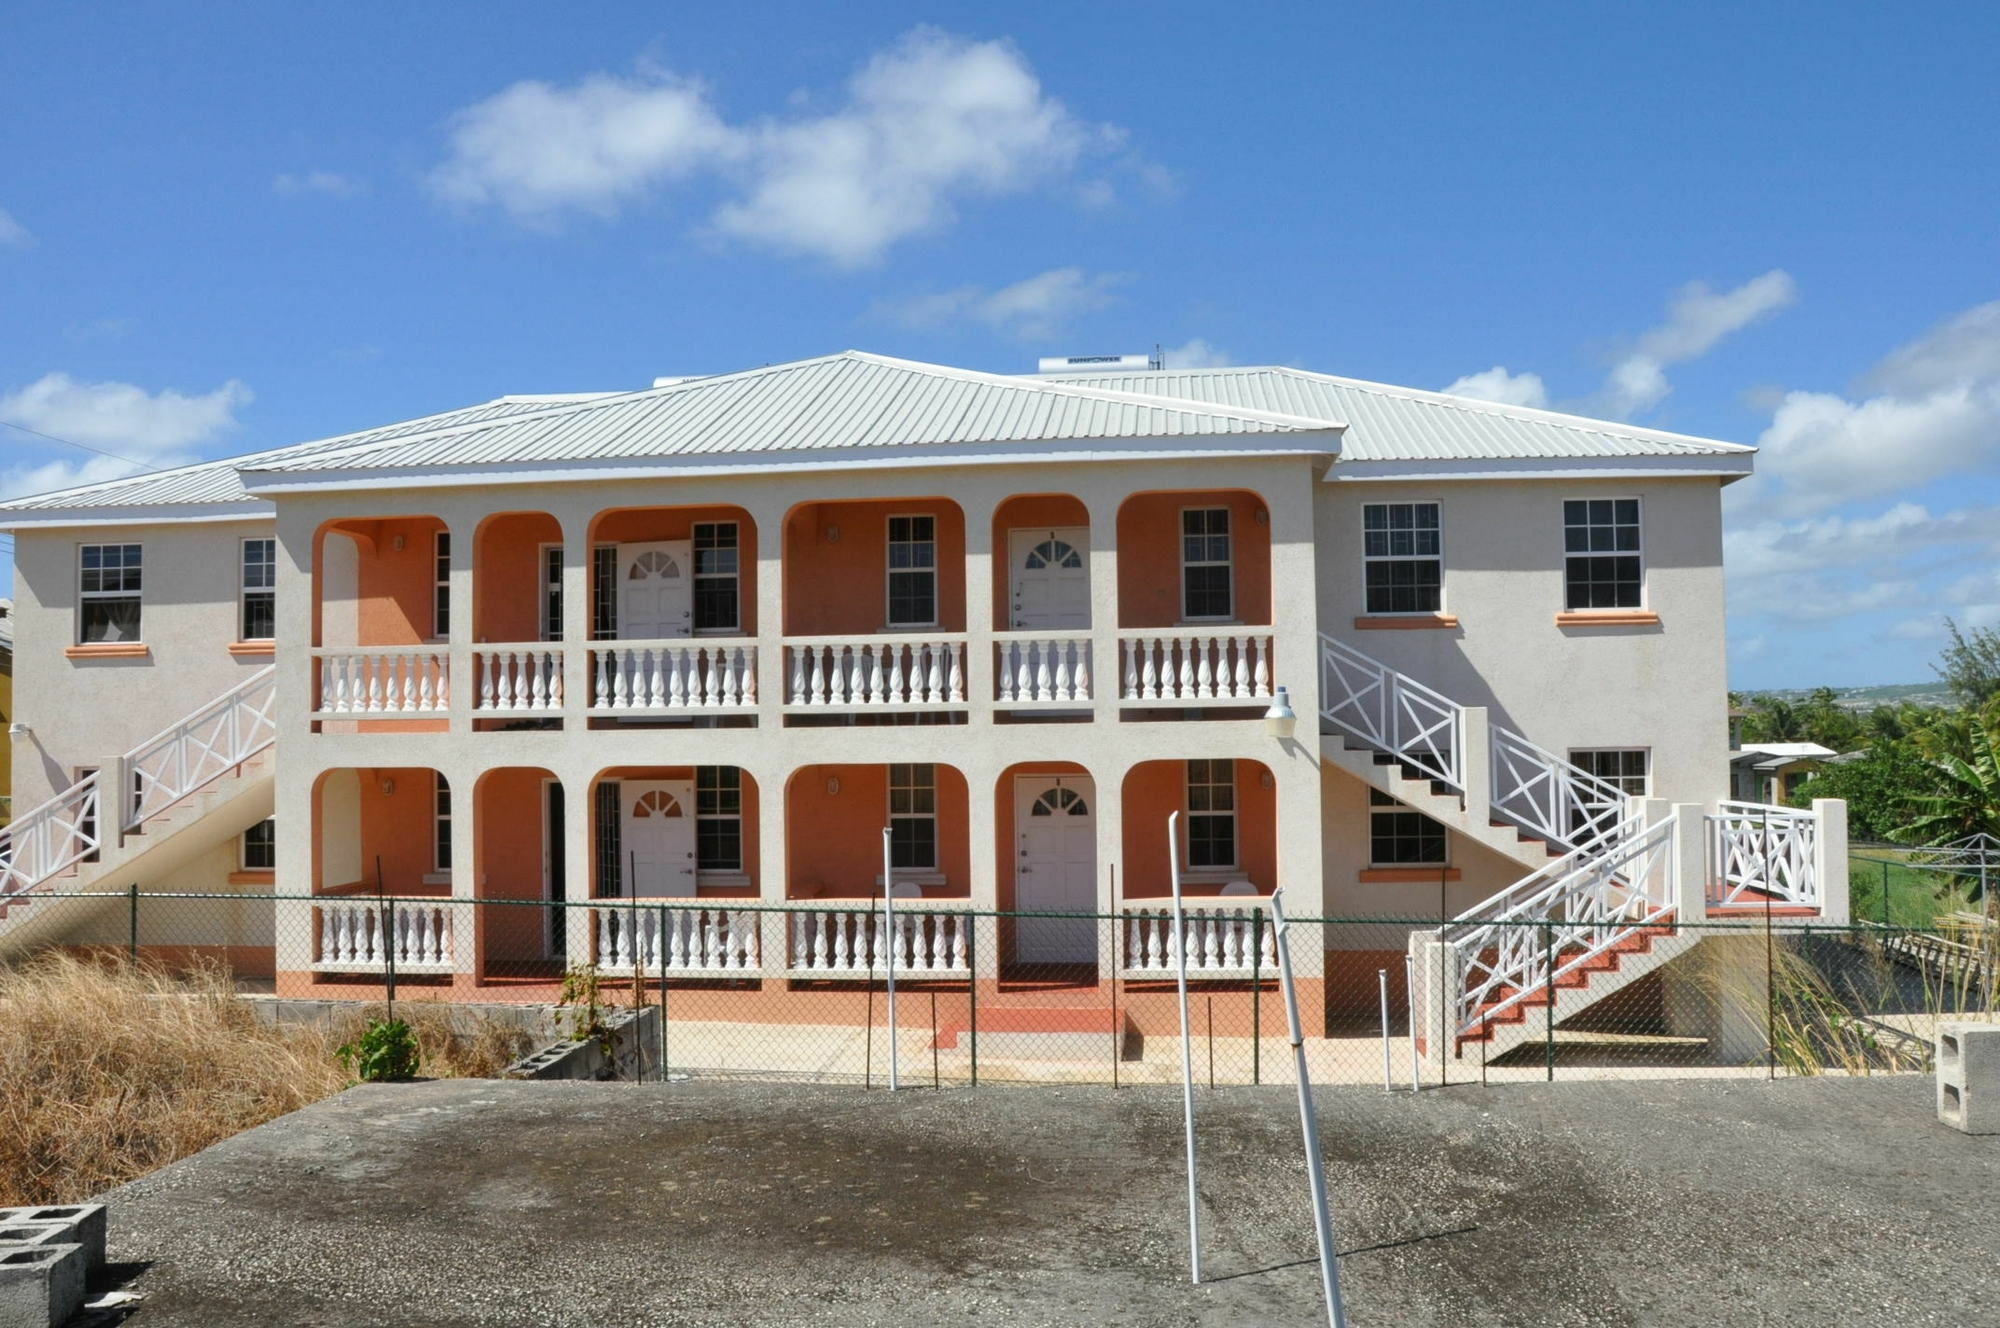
0, 1242, 86, 1328
1936, 1022, 2000, 1135
0, 1207, 103, 1277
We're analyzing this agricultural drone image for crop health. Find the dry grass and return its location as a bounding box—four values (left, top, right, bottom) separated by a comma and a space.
0, 954, 539, 1205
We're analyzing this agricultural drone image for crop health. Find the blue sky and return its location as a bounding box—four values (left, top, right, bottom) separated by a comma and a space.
1, 2, 1996, 690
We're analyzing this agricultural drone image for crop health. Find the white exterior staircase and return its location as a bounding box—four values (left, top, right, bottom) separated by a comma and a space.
1317, 635, 1841, 1065
0, 667, 277, 954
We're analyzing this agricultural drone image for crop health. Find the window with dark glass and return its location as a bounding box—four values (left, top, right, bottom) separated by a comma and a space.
433, 531, 452, 639
888, 763, 937, 870
240, 538, 276, 640
242, 818, 277, 871
696, 766, 743, 872
541, 546, 563, 641
1563, 499, 1643, 610
887, 516, 937, 627
433, 772, 452, 872
591, 546, 618, 638
1362, 503, 1442, 614
1186, 759, 1237, 868
1570, 748, 1649, 797
1368, 789, 1447, 865
78, 543, 143, 643
595, 780, 622, 895
1181, 509, 1232, 620
693, 522, 740, 632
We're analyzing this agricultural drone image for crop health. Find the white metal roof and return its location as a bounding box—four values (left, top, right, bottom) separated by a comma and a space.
237, 352, 1341, 485
0, 395, 612, 520
1043, 366, 1755, 465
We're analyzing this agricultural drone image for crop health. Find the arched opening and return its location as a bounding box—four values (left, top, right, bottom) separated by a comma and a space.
783, 763, 969, 900
1119, 757, 1277, 900
310, 517, 451, 734
473, 767, 562, 971
1114, 489, 1272, 630
781, 498, 966, 637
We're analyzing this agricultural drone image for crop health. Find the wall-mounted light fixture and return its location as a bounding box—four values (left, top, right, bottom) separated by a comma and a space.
825, 776, 841, 795
380, 777, 397, 796
1263, 686, 1297, 741
824, 524, 841, 544
6, 721, 29, 737
391, 534, 406, 552
1254, 507, 1269, 526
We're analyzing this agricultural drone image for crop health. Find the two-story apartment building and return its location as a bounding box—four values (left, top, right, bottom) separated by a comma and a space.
0, 351, 1840, 1053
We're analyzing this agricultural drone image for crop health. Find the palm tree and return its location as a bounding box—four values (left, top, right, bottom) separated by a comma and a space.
1897, 707, 2000, 903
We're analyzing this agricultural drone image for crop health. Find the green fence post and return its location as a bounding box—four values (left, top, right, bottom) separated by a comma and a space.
1251, 908, 1263, 1087
1543, 921, 1555, 1083
968, 915, 978, 1089
658, 903, 670, 1085
128, 882, 139, 962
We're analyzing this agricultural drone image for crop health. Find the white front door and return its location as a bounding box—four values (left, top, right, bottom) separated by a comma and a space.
617, 541, 693, 639
1014, 775, 1097, 963
1007, 528, 1091, 630
622, 780, 697, 897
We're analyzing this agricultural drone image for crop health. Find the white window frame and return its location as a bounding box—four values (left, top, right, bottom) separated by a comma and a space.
692, 520, 742, 635
538, 543, 563, 642
1185, 758, 1238, 870
77, 542, 143, 645
240, 818, 277, 872
1360, 500, 1444, 617
239, 537, 277, 642
1568, 747, 1651, 798
432, 531, 452, 641
887, 763, 939, 872
1179, 506, 1234, 623
590, 544, 618, 640
1367, 789, 1448, 867
694, 765, 745, 879
1562, 496, 1645, 611
885, 514, 939, 630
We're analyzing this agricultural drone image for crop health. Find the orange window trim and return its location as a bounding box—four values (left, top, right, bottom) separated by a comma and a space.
226, 870, 276, 886
228, 641, 276, 656
1353, 614, 1460, 631
66, 642, 150, 659
1359, 867, 1462, 883
1554, 610, 1661, 627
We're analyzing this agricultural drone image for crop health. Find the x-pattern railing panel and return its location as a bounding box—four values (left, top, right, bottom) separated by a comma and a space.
0, 774, 102, 898
124, 667, 277, 830
1489, 727, 1628, 851
1706, 801, 1819, 907
1317, 636, 1463, 788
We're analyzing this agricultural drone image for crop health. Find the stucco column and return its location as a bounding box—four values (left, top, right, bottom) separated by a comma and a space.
562, 768, 594, 974
1093, 759, 1126, 982
1085, 492, 1122, 726
1813, 798, 1850, 924
961, 496, 996, 725
754, 758, 790, 978
748, 498, 787, 727
558, 509, 593, 732
446, 516, 476, 736
450, 762, 477, 987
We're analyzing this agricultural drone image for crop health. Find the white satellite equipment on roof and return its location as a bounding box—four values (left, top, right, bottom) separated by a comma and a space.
1036, 352, 1160, 374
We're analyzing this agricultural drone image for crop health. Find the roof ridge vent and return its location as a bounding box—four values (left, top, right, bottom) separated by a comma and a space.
1036, 352, 1160, 375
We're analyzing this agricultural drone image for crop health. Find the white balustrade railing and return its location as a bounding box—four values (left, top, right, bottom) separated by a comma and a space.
785, 638, 967, 708
1489, 726, 1630, 850
787, 905, 971, 975
1443, 813, 1678, 1035
1317, 635, 1463, 786
1707, 801, 1820, 908
591, 640, 757, 711
314, 648, 449, 715
125, 664, 278, 827
1121, 903, 1277, 976
0, 775, 101, 897
995, 633, 1092, 705
314, 899, 454, 972
475, 647, 563, 712
594, 905, 763, 972
1120, 631, 1273, 703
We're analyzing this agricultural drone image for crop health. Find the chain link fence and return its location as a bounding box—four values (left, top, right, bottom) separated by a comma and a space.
1, 889, 1988, 1088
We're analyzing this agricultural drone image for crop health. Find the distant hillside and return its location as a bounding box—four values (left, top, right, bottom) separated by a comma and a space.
1738, 682, 1955, 711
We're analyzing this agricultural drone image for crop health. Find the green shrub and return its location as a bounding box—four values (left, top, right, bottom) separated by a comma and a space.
335, 1017, 421, 1082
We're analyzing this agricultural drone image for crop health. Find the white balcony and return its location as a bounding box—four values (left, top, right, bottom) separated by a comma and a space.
474, 646, 563, 715
1118, 631, 1274, 706
589, 640, 757, 714
994, 632, 1093, 707
1119, 899, 1276, 978
314, 899, 455, 974
784, 637, 968, 710
787, 903, 972, 977
593, 904, 763, 974
313, 648, 450, 716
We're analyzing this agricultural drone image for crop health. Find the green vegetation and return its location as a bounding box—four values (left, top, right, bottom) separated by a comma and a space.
336, 1017, 422, 1082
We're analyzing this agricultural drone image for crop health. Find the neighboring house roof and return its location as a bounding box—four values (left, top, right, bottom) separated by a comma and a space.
0, 598, 12, 657
236, 352, 1342, 491
1736, 743, 1839, 759
0, 350, 1757, 522
1043, 365, 1755, 476
0, 395, 613, 523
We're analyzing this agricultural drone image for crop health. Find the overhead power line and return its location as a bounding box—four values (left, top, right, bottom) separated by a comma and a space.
0, 417, 151, 468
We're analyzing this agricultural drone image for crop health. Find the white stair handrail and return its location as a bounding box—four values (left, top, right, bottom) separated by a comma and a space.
1707, 800, 1820, 908
1488, 726, 1629, 851
1317, 635, 1465, 788
0, 773, 102, 896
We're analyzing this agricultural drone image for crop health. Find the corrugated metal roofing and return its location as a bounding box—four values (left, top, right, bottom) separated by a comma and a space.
1045, 366, 1754, 461
242, 352, 1339, 478
0, 396, 610, 512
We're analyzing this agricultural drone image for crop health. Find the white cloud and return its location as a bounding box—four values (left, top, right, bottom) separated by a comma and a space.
429, 28, 1121, 266
1442, 366, 1548, 409
0, 373, 251, 501
0, 206, 31, 247
273, 170, 368, 198
1596, 270, 1797, 417
1734, 299, 2000, 519
1160, 339, 1233, 370
881, 267, 1126, 340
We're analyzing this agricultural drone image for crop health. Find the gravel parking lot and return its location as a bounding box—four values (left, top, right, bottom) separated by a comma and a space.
96, 1074, 1997, 1327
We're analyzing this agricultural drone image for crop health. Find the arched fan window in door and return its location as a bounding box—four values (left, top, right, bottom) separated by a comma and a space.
1029, 787, 1089, 817
627, 550, 681, 580
1023, 539, 1083, 570
631, 790, 683, 818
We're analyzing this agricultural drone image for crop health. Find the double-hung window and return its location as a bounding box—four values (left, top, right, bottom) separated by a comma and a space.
240, 538, 276, 641
590, 546, 618, 639
887, 516, 937, 627
78, 543, 143, 643
1368, 789, 1447, 866
433, 532, 452, 639
433, 772, 452, 872
1362, 502, 1442, 614
1563, 499, 1642, 610
242, 818, 277, 872
693, 522, 740, 633
541, 547, 563, 641
888, 763, 937, 870
1181, 509, 1233, 620
1570, 748, 1649, 797
1186, 759, 1237, 868
695, 766, 743, 873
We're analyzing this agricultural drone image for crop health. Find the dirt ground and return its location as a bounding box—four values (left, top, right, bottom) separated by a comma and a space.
92, 1075, 1998, 1327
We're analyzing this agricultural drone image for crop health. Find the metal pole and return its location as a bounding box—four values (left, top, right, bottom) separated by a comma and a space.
967, 916, 978, 1089
1378, 968, 1391, 1092
376, 854, 395, 1021
1252, 908, 1263, 1086
1403, 951, 1418, 1093
1271, 891, 1348, 1328
128, 882, 139, 963
1167, 810, 1202, 1284
658, 904, 670, 1085
1543, 921, 1554, 1083
882, 826, 899, 1093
